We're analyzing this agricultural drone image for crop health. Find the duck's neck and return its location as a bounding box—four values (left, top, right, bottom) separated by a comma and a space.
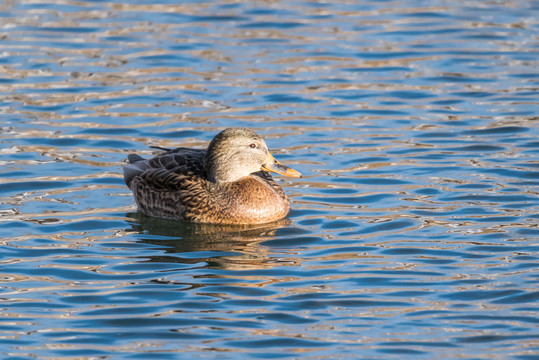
204, 155, 246, 183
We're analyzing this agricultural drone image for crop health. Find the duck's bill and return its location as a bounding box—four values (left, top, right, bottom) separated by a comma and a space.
261, 153, 302, 178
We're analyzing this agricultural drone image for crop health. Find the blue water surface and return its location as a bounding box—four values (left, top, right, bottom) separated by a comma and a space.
0, 0, 538, 359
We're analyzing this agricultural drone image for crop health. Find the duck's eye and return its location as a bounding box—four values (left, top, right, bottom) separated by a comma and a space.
249, 143, 257, 149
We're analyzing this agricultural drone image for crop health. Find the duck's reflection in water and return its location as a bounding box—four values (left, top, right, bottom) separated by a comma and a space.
126, 212, 294, 271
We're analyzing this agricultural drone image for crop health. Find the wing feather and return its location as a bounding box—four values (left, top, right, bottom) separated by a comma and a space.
125, 147, 206, 191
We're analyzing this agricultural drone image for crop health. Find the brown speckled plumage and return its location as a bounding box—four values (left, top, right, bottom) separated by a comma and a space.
123, 128, 301, 225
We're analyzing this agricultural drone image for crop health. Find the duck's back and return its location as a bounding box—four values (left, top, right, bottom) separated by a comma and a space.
123, 148, 290, 224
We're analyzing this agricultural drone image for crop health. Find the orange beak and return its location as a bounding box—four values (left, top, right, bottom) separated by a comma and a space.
261, 153, 302, 178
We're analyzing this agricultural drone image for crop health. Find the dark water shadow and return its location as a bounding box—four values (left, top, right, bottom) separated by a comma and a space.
125, 212, 294, 271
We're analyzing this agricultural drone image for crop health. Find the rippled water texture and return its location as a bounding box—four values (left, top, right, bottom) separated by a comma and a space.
1, 0, 538, 359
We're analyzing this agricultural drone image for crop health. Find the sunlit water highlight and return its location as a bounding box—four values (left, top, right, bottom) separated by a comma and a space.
1, 0, 538, 359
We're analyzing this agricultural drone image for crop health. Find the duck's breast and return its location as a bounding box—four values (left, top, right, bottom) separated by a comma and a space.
199, 175, 290, 225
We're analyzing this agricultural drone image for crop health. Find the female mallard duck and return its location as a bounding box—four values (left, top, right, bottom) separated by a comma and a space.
123, 128, 301, 225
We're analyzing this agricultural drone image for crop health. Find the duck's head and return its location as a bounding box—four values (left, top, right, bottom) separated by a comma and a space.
204, 127, 301, 183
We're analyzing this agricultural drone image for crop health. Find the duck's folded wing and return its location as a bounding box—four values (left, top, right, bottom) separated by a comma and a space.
134, 167, 202, 191
148, 148, 205, 174
124, 148, 205, 188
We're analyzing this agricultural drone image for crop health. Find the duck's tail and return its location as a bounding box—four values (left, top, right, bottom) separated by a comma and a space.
123, 154, 149, 187
127, 154, 145, 164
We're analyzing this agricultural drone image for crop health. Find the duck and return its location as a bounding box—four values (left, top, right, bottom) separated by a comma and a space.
123, 127, 301, 225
